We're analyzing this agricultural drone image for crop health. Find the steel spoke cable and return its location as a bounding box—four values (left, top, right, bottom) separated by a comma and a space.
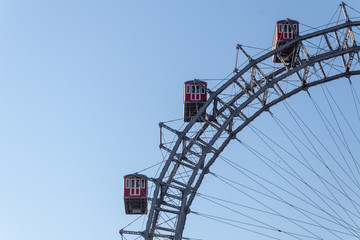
284, 98, 356, 191
349, 77, 360, 121
225, 138, 348, 237
321, 83, 360, 183
198, 175, 314, 240
211, 166, 310, 212
217, 153, 352, 229
301, 3, 341, 35
275, 113, 359, 236
213, 160, 350, 239
196, 191, 285, 217
248, 117, 327, 180
121, 215, 146, 232
209, 171, 326, 240
136, 161, 166, 175
309, 84, 360, 189
323, 81, 360, 150
285, 95, 360, 200
283, 100, 360, 236
196, 190, 356, 238
278, 102, 360, 234
244, 122, 360, 234
250, 115, 360, 211
237, 137, 360, 237
192, 211, 284, 240
238, 45, 271, 63
247, 122, 354, 212
270, 111, 360, 205
192, 210, 280, 232
346, 4, 360, 15
162, 118, 184, 124
241, 44, 272, 52
192, 210, 323, 240
310, 64, 352, 151
192, 209, 354, 240
309, 88, 360, 192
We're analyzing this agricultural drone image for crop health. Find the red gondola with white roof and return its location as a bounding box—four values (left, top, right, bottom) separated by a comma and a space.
272, 19, 299, 64
123, 174, 148, 214
183, 80, 207, 122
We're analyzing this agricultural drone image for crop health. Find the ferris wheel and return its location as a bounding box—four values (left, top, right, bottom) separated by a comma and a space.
121, 2, 360, 239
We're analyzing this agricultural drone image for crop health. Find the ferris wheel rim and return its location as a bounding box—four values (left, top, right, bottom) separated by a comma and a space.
141, 17, 360, 240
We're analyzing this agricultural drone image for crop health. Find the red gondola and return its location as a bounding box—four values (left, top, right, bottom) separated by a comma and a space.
183, 80, 207, 122
123, 174, 148, 214
272, 19, 299, 64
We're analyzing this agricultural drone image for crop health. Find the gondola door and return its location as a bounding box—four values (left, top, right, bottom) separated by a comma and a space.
191, 85, 201, 101
282, 23, 295, 40
283, 24, 289, 39
130, 178, 140, 196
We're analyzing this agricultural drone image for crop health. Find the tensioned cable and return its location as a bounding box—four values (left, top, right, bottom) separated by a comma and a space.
284, 97, 359, 204
349, 77, 360, 121
310, 66, 360, 189
192, 210, 284, 240
320, 84, 360, 186
198, 175, 316, 240
231, 93, 360, 236
346, 3, 360, 15
270, 111, 360, 208
198, 190, 325, 229
241, 124, 360, 236
248, 118, 360, 216
240, 44, 272, 52
283, 98, 351, 193
161, 118, 184, 124
192, 209, 322, 240
121, 215, 145, 232
217, 141, 337, 239
209, 171, 328, 240
308, 86, 360, 233
248, 121, 358, 211
192, 197, 356, 239
214, 156, 349, 239
323, 83, 360, 160
136, 161, 165, 174
239, 138, 360, 237
196, 176, 357, 238
308, 87, 360, 190
302, 2, 344, 57
192, 210, 281, 232
282, 100, 360, 237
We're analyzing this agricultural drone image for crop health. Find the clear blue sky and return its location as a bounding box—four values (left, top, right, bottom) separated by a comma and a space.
1, 1, 359, 240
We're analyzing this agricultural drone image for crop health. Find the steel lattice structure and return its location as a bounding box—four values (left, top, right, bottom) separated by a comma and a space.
121, 3, 360, 239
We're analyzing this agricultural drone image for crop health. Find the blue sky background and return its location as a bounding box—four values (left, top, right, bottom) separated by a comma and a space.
1, 1, 360, 240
